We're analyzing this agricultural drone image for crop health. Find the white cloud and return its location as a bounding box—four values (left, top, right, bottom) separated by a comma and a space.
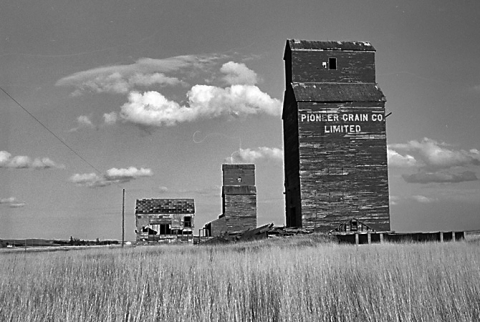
77, 115, 94, 127
411, 195, 437, 203
391, 138, 480, 184
69, 167, 153, 188
120, 85, 281, 127
0, 151, 64, 169
387, 148, 417, 167
69, 115, 96, 132
402, 170, 477, 184
55, 54, 224, 95
225, 147, 284, 164
8, 156, 31, 169
390, 138, 480, 170
103, 112, 118, 125
31, 158, 63, 170
0, 197, 26, 208
220, 61, 258, 85
104, 167, 153, 181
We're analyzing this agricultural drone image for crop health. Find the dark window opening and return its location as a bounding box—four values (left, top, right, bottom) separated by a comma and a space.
160, 224, 171, 235
184, 216, 192, 228
328, 57, 337, 70
351, 220, 358, 231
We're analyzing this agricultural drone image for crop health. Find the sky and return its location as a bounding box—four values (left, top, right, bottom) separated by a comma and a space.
1, 0, 480, 240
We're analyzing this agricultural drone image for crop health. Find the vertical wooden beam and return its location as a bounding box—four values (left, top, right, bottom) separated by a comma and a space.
367, 233, 371, 244
452, 231, 456, 242
440, 232, 444, 243
379, 233, 384, 243
355, 233, 359, 245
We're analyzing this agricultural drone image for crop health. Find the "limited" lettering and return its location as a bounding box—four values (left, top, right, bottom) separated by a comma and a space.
324, 125, 362, 133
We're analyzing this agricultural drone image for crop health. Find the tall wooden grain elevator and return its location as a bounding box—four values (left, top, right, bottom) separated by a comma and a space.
282, 39, 390, 232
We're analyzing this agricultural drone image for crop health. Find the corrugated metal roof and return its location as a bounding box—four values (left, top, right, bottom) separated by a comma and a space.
291, 83, 385, 102
135, 199, 195, 214
288, 39, 375, 52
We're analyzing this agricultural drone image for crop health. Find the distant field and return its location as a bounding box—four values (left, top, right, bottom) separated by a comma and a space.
1, 235, 480, 321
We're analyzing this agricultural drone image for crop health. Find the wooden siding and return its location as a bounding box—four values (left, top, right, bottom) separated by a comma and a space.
222, 164, 255, 186
297, 102, 390, 231
210, 216, 227, 237
290, 51, 376, 84
135, 213, 195, 242
223, 194, 257, 232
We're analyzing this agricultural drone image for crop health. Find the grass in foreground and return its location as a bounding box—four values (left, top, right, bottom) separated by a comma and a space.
1, 237, 479, 321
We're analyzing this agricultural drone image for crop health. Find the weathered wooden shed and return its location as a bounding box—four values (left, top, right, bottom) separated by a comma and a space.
283, 39, 390, 232
135, 198, 195, 243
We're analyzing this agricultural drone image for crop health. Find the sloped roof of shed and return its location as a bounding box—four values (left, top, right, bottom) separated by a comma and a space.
291, 83, 385, 102
287, 39, 375, 51
135, 198, 195, 214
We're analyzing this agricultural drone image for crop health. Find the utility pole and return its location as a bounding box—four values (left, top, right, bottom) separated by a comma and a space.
122, 188, 125, 248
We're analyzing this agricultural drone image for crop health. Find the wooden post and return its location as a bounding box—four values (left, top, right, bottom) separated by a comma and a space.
440, 232, 444, 243
367, 233, 371, 244
355, 233, 359, 245
122, 189, 125, 248
380, 233, 384, 243
452, 231, 456, 242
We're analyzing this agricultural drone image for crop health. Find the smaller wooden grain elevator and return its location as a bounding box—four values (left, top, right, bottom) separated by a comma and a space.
282, 39, 390, 232
204, 164, 257, 236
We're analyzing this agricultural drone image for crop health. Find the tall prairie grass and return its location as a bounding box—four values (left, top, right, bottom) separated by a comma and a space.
1, 238, 480, 321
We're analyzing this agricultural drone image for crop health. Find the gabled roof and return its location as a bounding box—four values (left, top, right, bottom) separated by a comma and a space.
291, 83, 385, 102
287, 39, 375, 52
135, 199, 195, 214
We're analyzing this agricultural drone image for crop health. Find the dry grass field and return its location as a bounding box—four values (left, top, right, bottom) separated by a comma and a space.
1, 235, 480, 321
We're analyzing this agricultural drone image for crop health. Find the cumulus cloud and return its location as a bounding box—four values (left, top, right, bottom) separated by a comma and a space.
0, 151, 64, 169
402, 170, 477, 184
120, 85, 281, 127
221, 61, 258, 85
69, 115, 96, 132
55, 54, 224, 95
58, 55, 280, 127
69, 167, 153, 188
387, 148, 417, 167
104, 167, 152, 181
225, 147, 284, 163
390, 138, 480, 184
103, 112, 118, 125
0, 197, 26, 208
390, 138, 480, 170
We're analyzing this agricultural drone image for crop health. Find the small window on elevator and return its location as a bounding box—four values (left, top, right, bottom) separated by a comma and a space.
328, 57, 337, 70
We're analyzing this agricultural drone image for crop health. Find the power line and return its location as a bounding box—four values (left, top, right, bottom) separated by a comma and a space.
0, 86, 105, 178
